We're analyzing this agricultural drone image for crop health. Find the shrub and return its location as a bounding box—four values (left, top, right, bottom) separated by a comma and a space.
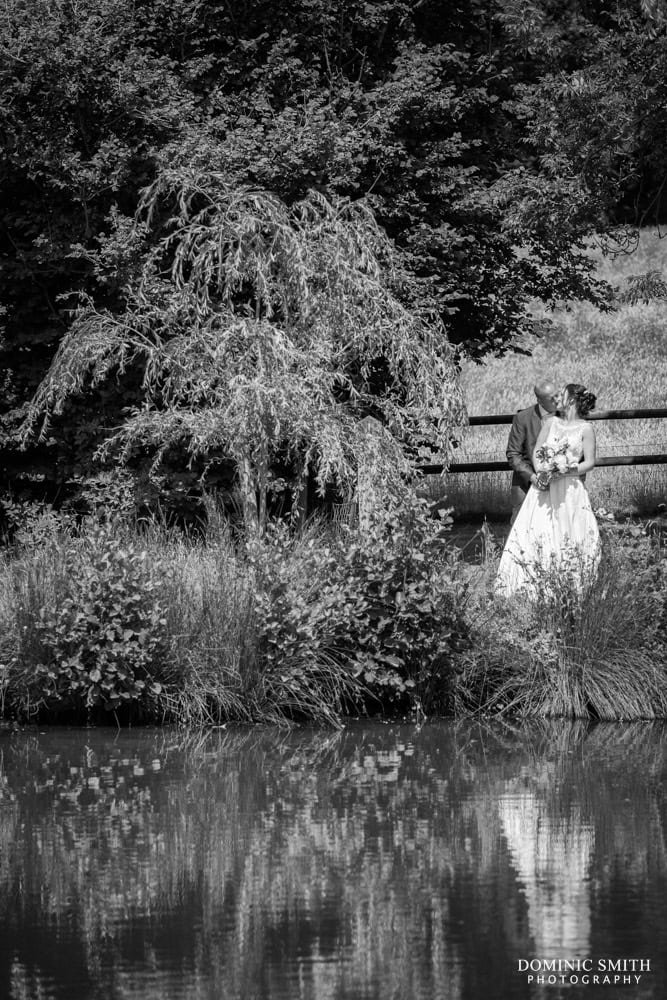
2, 502, 665, 725
248, 495, 471, 719
1, 497, 75, 549
331, 496, 469, 714
6, 519, 170, 721
247, 522, 363, 724
2, 505, 471, 727
618, 270, 667, 305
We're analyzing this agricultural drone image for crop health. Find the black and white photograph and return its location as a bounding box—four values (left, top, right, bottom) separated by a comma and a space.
0, 1, 666, 997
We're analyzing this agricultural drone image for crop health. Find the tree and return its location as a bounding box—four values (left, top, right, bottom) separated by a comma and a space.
0, 0, 197, 508
5, 0, 656, 513
24, 176, 463, 535
495, 0, 667, 236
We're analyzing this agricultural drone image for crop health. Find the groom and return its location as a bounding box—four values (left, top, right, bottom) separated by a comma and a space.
506, 379, 560, 524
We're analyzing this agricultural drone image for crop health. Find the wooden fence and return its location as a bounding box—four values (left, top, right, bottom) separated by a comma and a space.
417, 407, 667, 475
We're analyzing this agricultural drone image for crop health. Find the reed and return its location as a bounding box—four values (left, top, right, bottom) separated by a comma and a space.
142, 522, 260, 726
455, 528, 667, 720
0, 527, 78, 718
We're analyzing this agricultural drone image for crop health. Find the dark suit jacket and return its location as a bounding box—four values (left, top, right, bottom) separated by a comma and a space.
506, 405, 543, 504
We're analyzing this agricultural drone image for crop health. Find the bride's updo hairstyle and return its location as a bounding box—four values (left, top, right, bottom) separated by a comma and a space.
564, 383, 596, 418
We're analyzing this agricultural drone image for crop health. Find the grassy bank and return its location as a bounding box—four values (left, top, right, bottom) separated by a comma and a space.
1, 508, 665, 726
436, 229, 667, 519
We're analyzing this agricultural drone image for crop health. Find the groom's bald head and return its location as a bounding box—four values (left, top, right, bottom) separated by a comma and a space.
534, 379, 559, 412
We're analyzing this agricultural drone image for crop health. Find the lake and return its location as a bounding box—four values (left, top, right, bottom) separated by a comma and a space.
0, 719, 665, 999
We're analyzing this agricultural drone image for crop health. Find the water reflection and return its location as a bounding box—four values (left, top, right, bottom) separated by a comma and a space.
499, 788, 594, 958
0, 720, 665, 999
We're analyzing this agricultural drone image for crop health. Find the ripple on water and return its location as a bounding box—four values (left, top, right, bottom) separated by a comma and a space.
0, 720, 666, 1000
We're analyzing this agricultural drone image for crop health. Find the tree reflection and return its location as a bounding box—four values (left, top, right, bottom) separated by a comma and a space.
0, 720, 665, 999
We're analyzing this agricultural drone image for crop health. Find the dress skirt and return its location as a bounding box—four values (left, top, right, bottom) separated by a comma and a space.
495, 474, 601, 598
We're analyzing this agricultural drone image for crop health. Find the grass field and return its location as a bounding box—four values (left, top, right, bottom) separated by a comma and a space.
433, 229, 667, 519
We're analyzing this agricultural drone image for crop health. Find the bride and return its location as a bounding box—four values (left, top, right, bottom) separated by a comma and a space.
495, 383, 601, 598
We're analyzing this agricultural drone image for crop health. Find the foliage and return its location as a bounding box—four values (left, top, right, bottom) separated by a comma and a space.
4, 519, 171, 720
500, 0, 667, 233
0, 0, 196, 505
330, 495, 467, 712
1, 497, 75, 548
24, 183, 463, 535
618, 269, 667, 304
249, 492, 469, 715
0, 493, 472, 724
1, 505, 666, 724
3, 0, 643, 512
247, 523, 364, 723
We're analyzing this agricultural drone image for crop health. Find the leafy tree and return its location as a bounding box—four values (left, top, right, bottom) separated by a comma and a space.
0, 0, 197, 508
496, 0, 667, 236
4, 0, 661, 512
25, 178, 463, 535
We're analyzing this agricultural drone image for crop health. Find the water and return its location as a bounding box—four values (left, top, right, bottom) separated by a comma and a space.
0, 719, 666, 1000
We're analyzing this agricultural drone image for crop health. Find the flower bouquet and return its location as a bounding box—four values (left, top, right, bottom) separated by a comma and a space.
533, 439, 572, 491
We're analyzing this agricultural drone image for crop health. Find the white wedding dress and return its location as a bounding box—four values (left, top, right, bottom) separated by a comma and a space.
495, 417, 601, 598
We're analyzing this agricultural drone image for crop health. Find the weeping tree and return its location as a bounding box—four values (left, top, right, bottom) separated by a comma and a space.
23, 171, 464, 536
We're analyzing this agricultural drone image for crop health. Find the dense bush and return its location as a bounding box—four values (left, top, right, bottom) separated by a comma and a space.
250, 495, 469, 718
247, 525, 362, 723
2, 519, 171, 722
327, 497, 468, 713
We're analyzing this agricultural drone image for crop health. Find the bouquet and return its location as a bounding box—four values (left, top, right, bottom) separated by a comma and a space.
533, 439, 572, 491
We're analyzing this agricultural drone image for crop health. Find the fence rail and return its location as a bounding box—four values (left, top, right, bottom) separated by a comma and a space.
467, 407, 667, 426
417, 407, 667, 475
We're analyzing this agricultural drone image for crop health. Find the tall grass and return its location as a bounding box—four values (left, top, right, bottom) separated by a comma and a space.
455, 526, 667, 720
0, 528, 75, 718
442, 229, 667, 518
140, 521, 260, 725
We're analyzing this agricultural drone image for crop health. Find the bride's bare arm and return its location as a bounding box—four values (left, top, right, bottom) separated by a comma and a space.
576, 424, 596, 475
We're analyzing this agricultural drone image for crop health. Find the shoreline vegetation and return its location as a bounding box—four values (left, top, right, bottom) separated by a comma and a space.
0, 496, 665, 728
